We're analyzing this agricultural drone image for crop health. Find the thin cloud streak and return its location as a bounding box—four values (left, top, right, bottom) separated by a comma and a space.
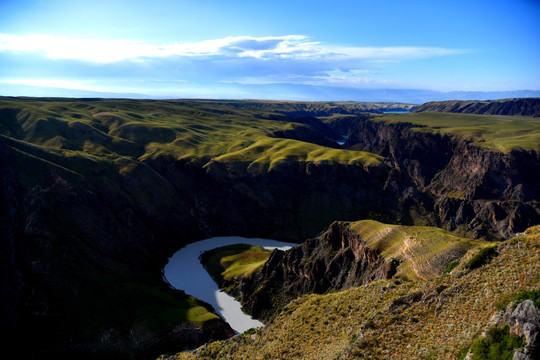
0, 33, 468, 63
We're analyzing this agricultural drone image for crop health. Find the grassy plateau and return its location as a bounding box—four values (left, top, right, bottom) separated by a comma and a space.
375, 112, 540, 152
348, 220, 485, 280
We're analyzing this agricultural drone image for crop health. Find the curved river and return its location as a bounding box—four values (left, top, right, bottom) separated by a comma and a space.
163, 236, 296, 334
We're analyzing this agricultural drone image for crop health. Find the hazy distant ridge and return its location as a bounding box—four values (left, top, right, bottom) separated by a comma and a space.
413, 98, 540, 117
1, 82, 539, 103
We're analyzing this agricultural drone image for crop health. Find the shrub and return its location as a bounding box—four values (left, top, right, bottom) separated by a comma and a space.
464, 246, 498, 270
468, 325, 524, 360
441, 260, 460, 277
511, 289, 540, 308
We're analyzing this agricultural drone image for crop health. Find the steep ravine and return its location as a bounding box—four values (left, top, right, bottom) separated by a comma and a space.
0, 130, 398, 358
345, 119, 540, 239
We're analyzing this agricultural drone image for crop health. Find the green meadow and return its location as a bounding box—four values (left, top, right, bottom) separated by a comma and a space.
0, 98, 383, 172
376, 112, 540, 152
201, 244, 272, 282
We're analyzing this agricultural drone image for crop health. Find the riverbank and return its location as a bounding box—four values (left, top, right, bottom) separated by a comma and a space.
163, 237, 295, 333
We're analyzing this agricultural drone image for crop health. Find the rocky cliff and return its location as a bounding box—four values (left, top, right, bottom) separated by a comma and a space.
345, 119, 540, 239
235, 220, 477, 320
413, 98, 540, 117
238, 222, 397, 320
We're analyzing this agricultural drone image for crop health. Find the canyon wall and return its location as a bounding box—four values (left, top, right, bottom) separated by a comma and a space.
0, 122, 398, 358
345, 119, 540, 239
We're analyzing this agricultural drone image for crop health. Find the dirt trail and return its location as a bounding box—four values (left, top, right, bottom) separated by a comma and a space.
402, 235, 428, 281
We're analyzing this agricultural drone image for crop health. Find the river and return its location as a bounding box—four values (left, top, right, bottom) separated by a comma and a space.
163, 236, 296, 334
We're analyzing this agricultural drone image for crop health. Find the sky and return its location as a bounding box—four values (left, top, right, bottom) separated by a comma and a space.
0, 0, 539, 100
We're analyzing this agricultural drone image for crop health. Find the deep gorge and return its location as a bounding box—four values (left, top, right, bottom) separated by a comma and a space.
1, 98, 538, 358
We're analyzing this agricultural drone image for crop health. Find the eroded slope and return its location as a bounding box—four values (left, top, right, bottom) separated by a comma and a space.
171, 226, 540, 360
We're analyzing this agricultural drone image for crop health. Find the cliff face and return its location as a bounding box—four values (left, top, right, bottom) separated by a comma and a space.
232, 219, 477, 321
238, 222, 399, 320
412, 98, 540, 117
345, 119, 540, 239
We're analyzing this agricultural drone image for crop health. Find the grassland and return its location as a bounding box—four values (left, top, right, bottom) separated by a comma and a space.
375, 112, 540, 152
201, 244, 273, 282
168, 226, 540, 360
0, 98, 383, 174
349, 220, 484, 280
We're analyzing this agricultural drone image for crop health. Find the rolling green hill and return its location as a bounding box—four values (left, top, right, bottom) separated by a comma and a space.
0, 97, 383, 168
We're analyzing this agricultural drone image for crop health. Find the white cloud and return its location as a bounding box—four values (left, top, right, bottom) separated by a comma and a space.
224, 69, 398, 88
0, 33, 467, 63
1, 78, 104, 91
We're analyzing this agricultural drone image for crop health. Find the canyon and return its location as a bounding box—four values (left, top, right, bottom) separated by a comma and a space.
0, 97, 538, 358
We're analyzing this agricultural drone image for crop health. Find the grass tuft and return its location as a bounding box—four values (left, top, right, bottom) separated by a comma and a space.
464, 246, 498, 270
201, 244, 273, 281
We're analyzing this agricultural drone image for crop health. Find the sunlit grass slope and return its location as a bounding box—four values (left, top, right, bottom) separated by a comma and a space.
349, 220, 483, 280
0, 98, 382, 173
376, 112, 540, 152
201, 244, 272, 282
170, 226, 540, 360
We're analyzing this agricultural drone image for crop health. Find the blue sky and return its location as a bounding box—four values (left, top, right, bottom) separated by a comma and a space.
0, 0, 539, 100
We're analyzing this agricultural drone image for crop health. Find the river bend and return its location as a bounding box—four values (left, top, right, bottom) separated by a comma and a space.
163, 236, 295, 333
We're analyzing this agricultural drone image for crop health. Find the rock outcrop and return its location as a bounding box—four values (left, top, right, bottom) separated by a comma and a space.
488, 300, 540, 360
232, 220, 477, 320
237, 222, 399, 320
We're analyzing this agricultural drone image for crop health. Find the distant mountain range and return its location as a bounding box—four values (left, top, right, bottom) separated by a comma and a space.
0, 82, 538, 103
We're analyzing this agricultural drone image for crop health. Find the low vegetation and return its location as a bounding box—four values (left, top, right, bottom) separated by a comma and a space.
349, 220, 484, 280
167, 226, 540, 359
464, 246, 498, 270
440, 260, 460, 278
376, 112, 540, 151
116, 283, 220, 331
201, 244, 272, 282
464, 325, 524, 360
511, 289, 540, 308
